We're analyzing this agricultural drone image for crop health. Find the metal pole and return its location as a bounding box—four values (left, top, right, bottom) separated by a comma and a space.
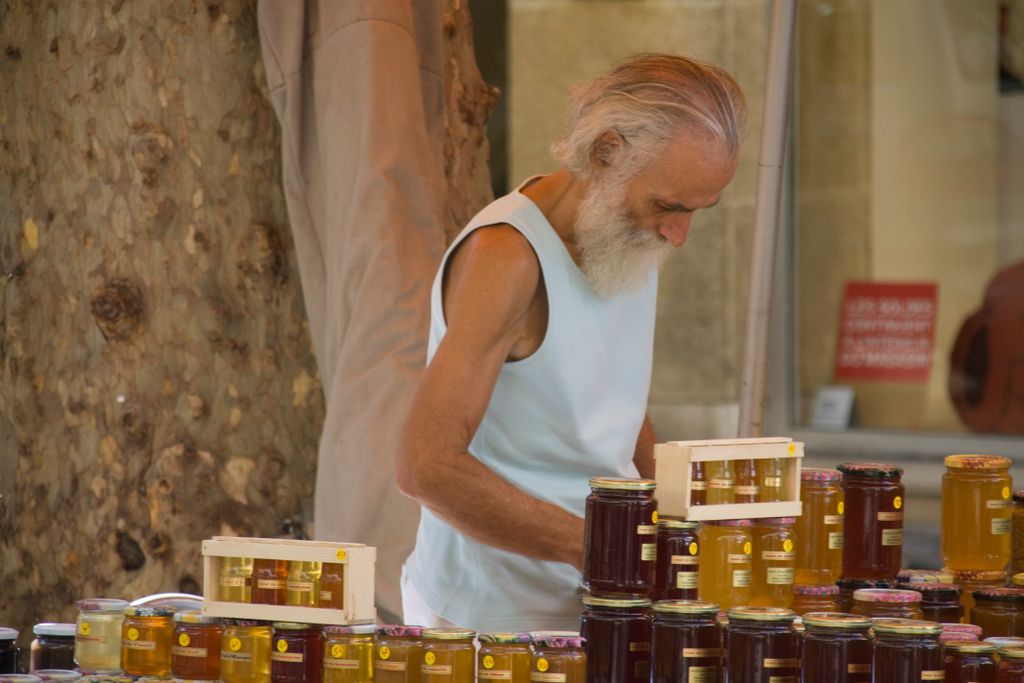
737, 0, 798, 438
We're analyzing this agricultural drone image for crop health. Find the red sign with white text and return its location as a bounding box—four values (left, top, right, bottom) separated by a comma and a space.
834, 282, 938, 382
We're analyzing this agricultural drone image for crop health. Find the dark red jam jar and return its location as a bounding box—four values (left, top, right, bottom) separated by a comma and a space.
583, 478, 658, 596
580, 595, 652, 682
270, 623, 322, 683
652, 519, 699, 601
650, 600, 721, 683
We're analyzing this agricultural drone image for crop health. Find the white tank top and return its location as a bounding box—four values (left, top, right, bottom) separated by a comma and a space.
404, 182, 658, 631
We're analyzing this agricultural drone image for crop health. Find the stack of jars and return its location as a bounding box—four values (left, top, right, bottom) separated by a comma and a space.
218, 558, 346, 611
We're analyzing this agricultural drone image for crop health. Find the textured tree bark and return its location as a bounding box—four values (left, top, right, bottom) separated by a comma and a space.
0, 0, 323, 633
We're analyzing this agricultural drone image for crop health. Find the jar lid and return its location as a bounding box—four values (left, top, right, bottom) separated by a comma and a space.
1013, 573, 1024, 587
33, 672, 82, 682
376, 625, 423, 638
801, 468, 842, 482
726, 607, 795, 622
225, 619, 265, 628
852, 588, 921, 604
872, 618, 942, 636
174, 610, 221, 624
973, 588, 1024, 603
657, 519, 698, 530
581, 595, 652, 609
123, 606, 176, 618
0, 677, 42, 683
706, 519, 752, 527
323, 624, 376, 636
985, 637, 1024, 648
1015, 490, 1024, 503
944, 641, 997, 653
478, 632, 531, 644
76, 598, 130, 613
943, 623, 983, 637
950, 568, 1007, 582
801, 612, 872, 629
423, 627, 476, 640
944, 454, 1011, 470
0, 628, 17, 641
77, 676, 134, 683
897, 569, 954, 584
32, 623, 76, 637
757, 517, 796, 525
999, 646, 1024, 660
940, 631, 978, 643
530, 632, 585, 649
793, 584, 839, 596
651, 600, 719, 615
903, 583, 961, 600
836, 577, 895, 590
589, 477, 656, 491
271, 622, 313, 630
837, 462, 903, 478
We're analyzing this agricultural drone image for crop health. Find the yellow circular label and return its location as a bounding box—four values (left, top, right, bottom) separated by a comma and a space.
127, 627, 139, 642
652, 511, 659, 524
783, 539, 794, 553
80, 622, 91, 636
276, 639, 288, 653
179, 633, 191, 647
838, 501, 845, 515
689, 542, 698, 555
537, 658, 550, 673
229, 637, 242, 652
331, 644, 343, 659
483, 655, 495, 670
336, 549, 347, 562
894, 496, 903, 510
379, 646, 391, 661
425, 652, 436, 666
1004, 487, 1011, 500
743, 541, 752, 555
788, 443, 796, 455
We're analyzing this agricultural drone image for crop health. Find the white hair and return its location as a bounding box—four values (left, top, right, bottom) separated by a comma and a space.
552, 54, 748, 178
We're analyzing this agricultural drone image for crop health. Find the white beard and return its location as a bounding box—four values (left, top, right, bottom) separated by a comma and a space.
574, 178, 672, 298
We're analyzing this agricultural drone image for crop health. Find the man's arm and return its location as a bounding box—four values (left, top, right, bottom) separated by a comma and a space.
634, 414, 657, 479
396, 226, 584, 570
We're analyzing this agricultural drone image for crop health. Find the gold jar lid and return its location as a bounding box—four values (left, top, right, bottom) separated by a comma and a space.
589, 477, 656, 491
174, 610, 221, 625
582, 596, 652, 609
944, 641, 997, 653
423, 627, 475, 640
872, 619, 942, 636
272, 622, 313, 630
727, 607, 795, 622
801, 612, 872, 630
651, 600, 719, 615
657, 519, 698, 530
944, 455, 1011, 470
999, 646, 1024, 660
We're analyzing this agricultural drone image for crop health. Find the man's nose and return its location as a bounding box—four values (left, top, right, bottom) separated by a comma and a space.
658, 216, 691, 247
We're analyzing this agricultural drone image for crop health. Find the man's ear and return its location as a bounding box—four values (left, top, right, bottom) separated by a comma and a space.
591, 129, 625, 169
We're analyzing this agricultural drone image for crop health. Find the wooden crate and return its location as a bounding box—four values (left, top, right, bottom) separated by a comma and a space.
655, 437, 804, 521
201, 536, 376, 625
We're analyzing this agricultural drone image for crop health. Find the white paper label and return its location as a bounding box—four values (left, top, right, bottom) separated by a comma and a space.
672, 555, 699, 566
828, 532, 844, 550
641, 543, 657, 561
325, 659, 360, 670
732, 570, 751, 588
993, 517, 1012, 535
824, 515, 843, 525
637, 525, 657, 535
767, 567, 795, 585
690, 481, 708, 491
882, 528, 903, 546
677, 571, 699, 589
987, 500, 1011, 509
479, 672, 513, 680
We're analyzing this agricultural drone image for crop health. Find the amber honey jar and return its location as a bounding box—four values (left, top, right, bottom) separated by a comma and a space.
697, 520, 752, 612
121, 607, 175, 677
74, 599, 128, 674
323, 624, 374, 683
374, 625, 422, 683
943, 455, 1012, 571
791, 584, 839, 615
706, 462, 734, 505
751, 517, 796, 608
972, 589, 1024, 639
944, 640, 997, 683
286, 562, 322, 608
801, 612, 872, 683
221, 620, 271, 683
649, 600, 721, 683
219, 556, 254, 603
30, 624, 76, 672
758, 457, 786, 503
998, 646, 1024, 681
418, 628, 474, 682
580, 596, 651, 682
252, 559, 288, 606
850, 588, 925, 620
530, 633, 586, 683
271, 623, 322, 683
652, 519, 699, 601
795, 468, 844, 586
0, 628, 19, 675
319, 563, 345, 610
953, 569, 1008, 621
171, 610, 222, 680
583, 478, 658, 596
871, 619, 943, 683
902, 583, 964, 624
837, 462, 904, 581
725, 607, 799, 683
734, 459, 761, 503
477, 633, 530, 683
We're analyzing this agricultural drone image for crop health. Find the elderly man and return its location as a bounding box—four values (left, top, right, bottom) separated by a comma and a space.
396, 54, 747, 631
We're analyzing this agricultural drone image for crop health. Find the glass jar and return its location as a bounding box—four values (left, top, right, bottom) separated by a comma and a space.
953, 569, 1008, 621
791, 584, 839, 615
899, 569, 955, 585
583, 478, 658, 596
221, 620, 272, 683
580, 596, 651, 682
319, 563, 345, 610
652, 519, 699, 601
697, 520, 752, 612
706, 462, 734, 505
219, 557, 254, 603
530, 634, 586, 683
801, 612, 872, 683
835, 577, 895, 613
271, 623, 322, 683
943, 455, 1013, 571
751, 517, 796, 608
837, 462, 905, 581
374, 625, 422, 683
691, 462, 707, 507
419, 628, 475, 682
795, 468, 845, 586
758, 457, 786, 503
650, 600, 721, 683
871, 619, 944, 683
74, 599, 128, 674
734, 459, 761, 503
121, 607, 175, 677
902, 583, 965, 624
285, 562, 322, 608
998, 646, 1024, 682
1014, 491, 1024, 577
253, 559, 288, 606
943, 623, 983, 643
323, 624, 374, 683
0, 629, 18, 675
30, 624, 76, 672
172, 610, 222, 680
477, 633, 530, 683
850, 588, 925, 620
944, 640, 997, 682
725, 607, 799, 683
972, 589, 1024, 639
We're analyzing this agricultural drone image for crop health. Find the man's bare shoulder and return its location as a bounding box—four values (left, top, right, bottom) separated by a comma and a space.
447, 224, 540, 297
